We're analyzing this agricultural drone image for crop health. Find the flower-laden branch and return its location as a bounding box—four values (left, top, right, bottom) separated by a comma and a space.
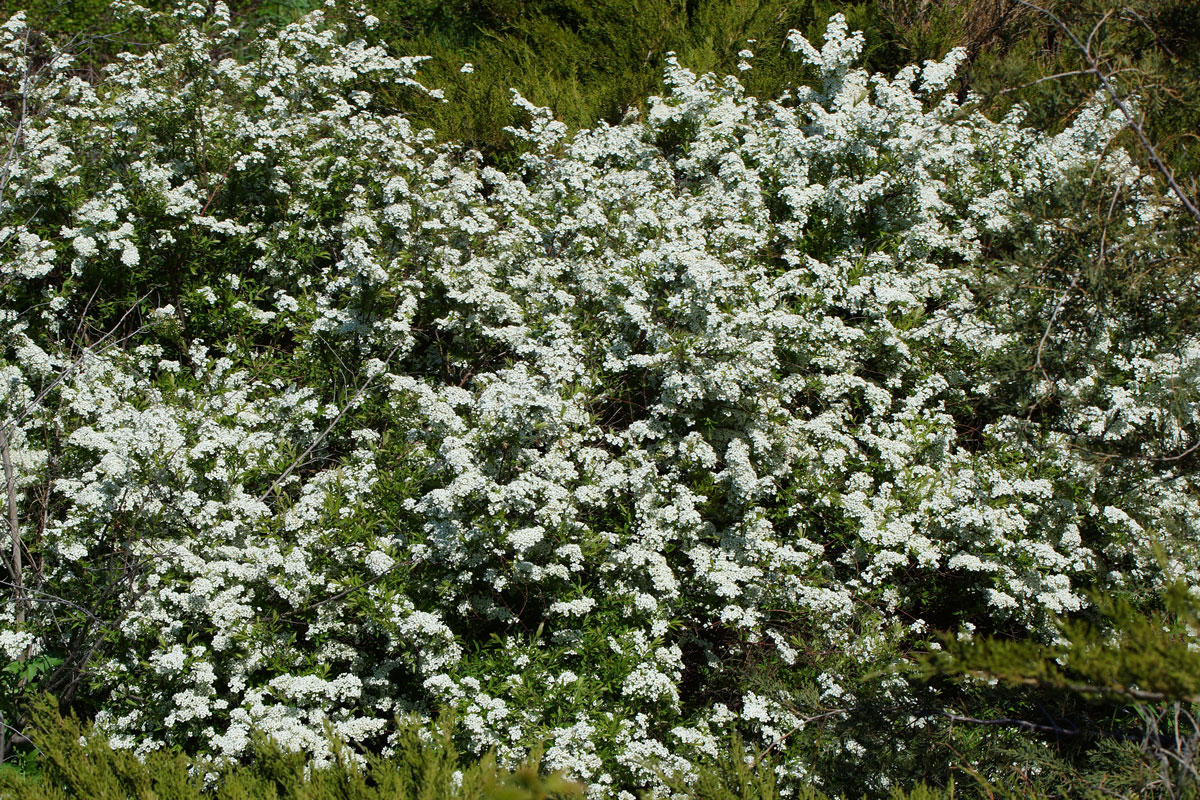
0, 290, 158, 436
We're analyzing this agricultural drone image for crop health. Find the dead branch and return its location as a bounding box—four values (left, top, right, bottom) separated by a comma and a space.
1010, 0, 1200, 225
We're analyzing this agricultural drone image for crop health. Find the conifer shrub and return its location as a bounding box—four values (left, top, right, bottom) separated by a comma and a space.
0, 695, 584, 799
920, 583, 1200, 798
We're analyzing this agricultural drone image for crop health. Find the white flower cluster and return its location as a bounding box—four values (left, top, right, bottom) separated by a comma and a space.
0, 4, 1195, 795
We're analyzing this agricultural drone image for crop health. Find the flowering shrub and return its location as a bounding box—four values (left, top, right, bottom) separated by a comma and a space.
1, 2, 1197, 796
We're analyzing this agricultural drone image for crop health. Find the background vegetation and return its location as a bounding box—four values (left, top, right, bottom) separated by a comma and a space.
16, 0, 1200, 174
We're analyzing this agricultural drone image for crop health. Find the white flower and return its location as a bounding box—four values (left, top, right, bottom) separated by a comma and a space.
72, 235, 98, 257
4, 5, 1183, 790
365, 549, 395, 575
549, 597, 596, 616
0, 630, 36, 660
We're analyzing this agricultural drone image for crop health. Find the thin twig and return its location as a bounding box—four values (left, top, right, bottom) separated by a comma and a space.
999, 67, 1099, 94
750, 708, 847, 769
1084, 9, 1113, 61
0, 430, 24, 627
1010, 0, 1200, 225
963, 668, 1200, 705
1033, 270, 1079, 383
0, 717, 40, 758
941, 711, 1099, 738
255, 340, 404, 506
278, 557, 412, 621
0, 579, 102, 621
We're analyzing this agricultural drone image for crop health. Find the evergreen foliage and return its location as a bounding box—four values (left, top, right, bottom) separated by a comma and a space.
918, 583, 1200, 798
0, 696, 584, 799
926, 582, 1200, 704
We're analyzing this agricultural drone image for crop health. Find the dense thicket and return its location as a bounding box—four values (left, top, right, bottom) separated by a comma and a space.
1, 1, 1197, 798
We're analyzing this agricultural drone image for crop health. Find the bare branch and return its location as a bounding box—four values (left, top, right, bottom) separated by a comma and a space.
255, 340, 405, 507
0, 429, 23, 628
1033, 270, 1079, 383
962, 668, 1200, 706
941, 711, 1100, 738
750, 708, 848, 769
1010, 0, 1200, 225
998, 67, 1099, 94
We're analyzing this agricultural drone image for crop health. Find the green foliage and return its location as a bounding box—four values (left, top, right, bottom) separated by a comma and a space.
658, 733, 966, 800
925, 582, 1200, 704
0, 696, 584, 800
917, 583, 1200, 798
6, 1, 1198, 797
658, 735, 798, 800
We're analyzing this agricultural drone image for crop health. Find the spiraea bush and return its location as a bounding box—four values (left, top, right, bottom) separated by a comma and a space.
0, 1, 1197, 797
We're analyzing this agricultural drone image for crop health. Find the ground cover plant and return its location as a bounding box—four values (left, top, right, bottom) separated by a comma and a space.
0, 0, 1198, 796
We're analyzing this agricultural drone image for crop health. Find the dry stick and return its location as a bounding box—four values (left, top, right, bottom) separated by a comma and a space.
1031, 178, 1122, 403
1010, 0, 1200, 225
255, 340, 405, 507
0, 296, 156, 684
279, 556, 412, 621
71, 282, 104, 358
0, 711, 38, 765
1139, 703, 1200, 786
0, 430, 22, 628
1159, 703, 1200, 784
0, 25, 68, 220
964, 668, 1200, 705
940, 711, 1099, 738
0, 579, 101, 622
0, 719, 37, 756
999, 67, 1099, 94
1084, 8, 1114, 61
1124, 6, 1176, 59
1032, 270, 1079, 385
